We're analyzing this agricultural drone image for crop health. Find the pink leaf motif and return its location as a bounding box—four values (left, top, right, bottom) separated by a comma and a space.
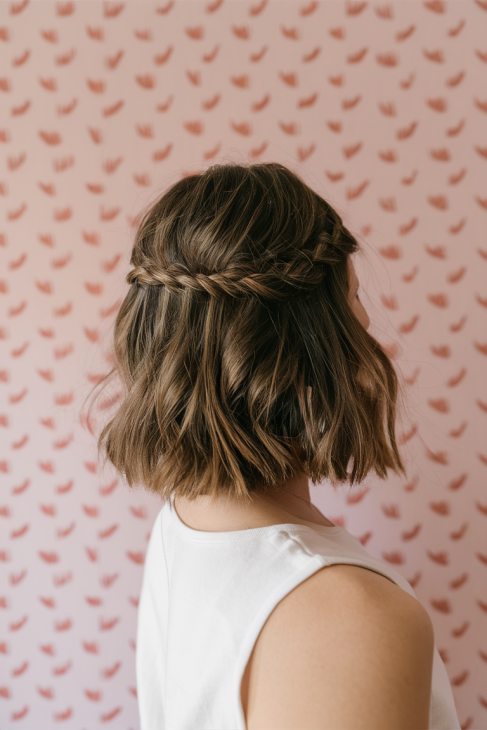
402, 524, 421, 541
232, 26, 250, 40
381, 551, 404, 565
382, 504, 400, 518
450, 522, 468, 540
430, 598, 451, 613
450, 573, 468, 589
451, 621, 469, 637
430, 501, 450, 515
102, 100, 124, 117
101, 708, 122, 722
427, 398, 449, 413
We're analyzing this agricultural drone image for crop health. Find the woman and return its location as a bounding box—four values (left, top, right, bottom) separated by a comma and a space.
88, 162, 460, 728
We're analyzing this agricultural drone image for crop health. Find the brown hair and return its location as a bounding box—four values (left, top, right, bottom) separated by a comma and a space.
83, 162, 407, 503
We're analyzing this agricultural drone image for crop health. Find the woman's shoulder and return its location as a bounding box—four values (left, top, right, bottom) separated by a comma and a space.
256, 561, 434, 656
244, 562, 434, 729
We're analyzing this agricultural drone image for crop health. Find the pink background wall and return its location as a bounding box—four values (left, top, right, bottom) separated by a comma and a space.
1, 0, 487, 727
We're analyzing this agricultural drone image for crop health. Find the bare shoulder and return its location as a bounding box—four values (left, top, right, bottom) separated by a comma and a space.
243, 563, 434, 730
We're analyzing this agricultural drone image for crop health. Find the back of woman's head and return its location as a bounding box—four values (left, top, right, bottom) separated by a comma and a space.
86, 161, 407, 502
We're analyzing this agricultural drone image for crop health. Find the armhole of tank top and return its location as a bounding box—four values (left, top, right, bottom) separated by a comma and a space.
235, 557, 412, 729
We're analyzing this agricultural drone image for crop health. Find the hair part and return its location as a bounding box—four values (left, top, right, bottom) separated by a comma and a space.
82, 162, 407, 504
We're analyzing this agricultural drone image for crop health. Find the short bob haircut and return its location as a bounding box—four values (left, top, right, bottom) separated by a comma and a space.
84, 162, 407, 504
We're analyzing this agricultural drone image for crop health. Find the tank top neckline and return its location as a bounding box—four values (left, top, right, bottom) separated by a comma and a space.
169, 493, 345, 542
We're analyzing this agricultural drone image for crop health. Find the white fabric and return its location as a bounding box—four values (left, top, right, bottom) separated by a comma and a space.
136, 495, 461, 730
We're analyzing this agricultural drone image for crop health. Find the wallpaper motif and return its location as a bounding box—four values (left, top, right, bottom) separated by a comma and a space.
1, 0, 486, 728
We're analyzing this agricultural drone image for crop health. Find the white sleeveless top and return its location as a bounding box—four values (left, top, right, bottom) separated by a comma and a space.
136, 495, 461, 729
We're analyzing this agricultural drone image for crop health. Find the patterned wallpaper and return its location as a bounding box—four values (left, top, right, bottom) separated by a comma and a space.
1, 0, 486, 727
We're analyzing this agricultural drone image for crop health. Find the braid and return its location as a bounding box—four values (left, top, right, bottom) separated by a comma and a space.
126, 204, 348, 301
126, 255, 330, 301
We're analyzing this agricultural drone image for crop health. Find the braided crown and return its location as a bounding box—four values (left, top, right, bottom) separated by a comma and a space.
126, 257, 329, 301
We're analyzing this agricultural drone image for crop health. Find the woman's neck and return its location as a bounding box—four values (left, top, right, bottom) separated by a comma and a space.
174, 473, 336, 530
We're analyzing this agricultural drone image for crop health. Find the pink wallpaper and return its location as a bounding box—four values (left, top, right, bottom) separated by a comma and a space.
1, 0, 486, 727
